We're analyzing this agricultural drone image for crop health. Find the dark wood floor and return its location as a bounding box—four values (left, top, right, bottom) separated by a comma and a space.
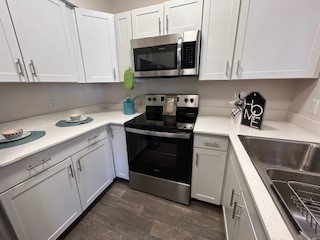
63, 180, 226, 240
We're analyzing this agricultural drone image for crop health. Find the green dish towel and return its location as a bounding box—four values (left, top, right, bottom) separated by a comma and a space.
55, 117, 93, 127
124, 67, 135, 90
0, 131, 46, 149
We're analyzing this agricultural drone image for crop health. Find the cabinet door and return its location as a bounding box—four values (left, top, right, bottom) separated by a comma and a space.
6, 0, 79, 82
233, 0, 320, 79
164, 0, 203, 35
110, 125, 129, 180
131, 4, 164, 39
199, 0, 240, 80
0, 0, 27, 83
0, 158, 82, 240
115, 11, 133, 82
222, 151, 242, 240
76, 8, 118, 83
191, 148, 227, 204
234, 193, 258, 240
72, 139, 113, 210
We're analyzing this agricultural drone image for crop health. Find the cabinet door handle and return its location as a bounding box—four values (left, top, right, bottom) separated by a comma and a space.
166, 15, 169, 33
16, 58, 24, 77
113, 68, 116, 80
68, 164, 74, 178
236, 60, 241, 77
27, 157, 51, 170
111, 129, 114, 139
158, 17, 161, 35
77, 160, 82, 172
195, 153, 199, 167
229, 189, 240, 206
204, 141, 220, 148
225, 61, 230, 79
232, 201, 243, 219
29, 60, 37, 77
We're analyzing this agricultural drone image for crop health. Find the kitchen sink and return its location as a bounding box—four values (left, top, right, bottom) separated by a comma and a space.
239, 135, 320, 240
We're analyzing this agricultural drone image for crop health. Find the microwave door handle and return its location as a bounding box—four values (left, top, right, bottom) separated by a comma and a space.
125, 127, 190, 140
177, 37, 183, 75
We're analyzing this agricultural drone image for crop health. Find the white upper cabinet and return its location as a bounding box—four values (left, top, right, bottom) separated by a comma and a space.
75, 8, 118, 83
199, 0, 240, 80
115, 11, 133, 82
164, 0, 203, 35
0, 0, 27, 83
6, 0, 79, 82
131, 4, 164, 39
232, 0, 320, 79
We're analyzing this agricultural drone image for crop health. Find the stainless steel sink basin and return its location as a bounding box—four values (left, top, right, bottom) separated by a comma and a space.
240, 135, 320, 173
239, 135, 320, 239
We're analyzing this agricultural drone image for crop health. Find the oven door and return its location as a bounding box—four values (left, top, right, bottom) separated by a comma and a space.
125, 127, 193, 184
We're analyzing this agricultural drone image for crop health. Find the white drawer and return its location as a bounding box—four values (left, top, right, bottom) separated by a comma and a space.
0, 127, 108, 193
194, 134, 229, 151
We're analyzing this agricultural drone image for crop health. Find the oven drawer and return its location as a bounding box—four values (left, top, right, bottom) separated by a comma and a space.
194, 134, 229, 152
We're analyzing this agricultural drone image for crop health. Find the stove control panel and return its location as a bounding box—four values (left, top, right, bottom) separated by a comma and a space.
145, 94, 199, 108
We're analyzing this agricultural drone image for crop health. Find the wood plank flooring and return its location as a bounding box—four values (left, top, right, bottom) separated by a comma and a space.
62, 180, 226, 240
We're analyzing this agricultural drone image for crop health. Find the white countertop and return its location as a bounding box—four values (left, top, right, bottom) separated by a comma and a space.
0, 111, 139, 168
195, 116, 320, 240
1, 112, 319, 240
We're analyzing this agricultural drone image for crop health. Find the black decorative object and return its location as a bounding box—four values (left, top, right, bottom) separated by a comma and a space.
241, 92, 266, 129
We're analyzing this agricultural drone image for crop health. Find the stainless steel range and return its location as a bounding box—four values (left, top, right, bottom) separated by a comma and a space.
124, 94, 199, 205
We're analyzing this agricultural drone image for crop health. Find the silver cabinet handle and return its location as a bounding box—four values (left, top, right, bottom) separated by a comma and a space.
16, 58, 24, 77
27, 157, 51, 170
204, 141, 220, 148
229, 189, 240, 206
88, 135, 99, 142
195, 153, 199, 166
166, 15, 169, 34
232, 201, 243, 219
69, 164, 74, 178
225, 61, 230, 79
29, 60, 37, 77
236, 60, 241, 77
158, 17, 161, 35
110, 129, 114, 139
77, 160, 82, 172
113, 68, 116, 80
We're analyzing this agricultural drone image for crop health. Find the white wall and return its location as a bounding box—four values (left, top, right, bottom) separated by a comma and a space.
0, 83, 105, 123
289, 77, 320, 122
103, 78, 296, 120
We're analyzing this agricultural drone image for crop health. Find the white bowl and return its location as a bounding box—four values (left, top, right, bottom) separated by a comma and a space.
2, 129, 23, 140
70, 114, 81, 121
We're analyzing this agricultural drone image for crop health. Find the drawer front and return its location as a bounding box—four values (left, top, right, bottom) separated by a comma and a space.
194, 134, 229, 151
0, 127, 108, 193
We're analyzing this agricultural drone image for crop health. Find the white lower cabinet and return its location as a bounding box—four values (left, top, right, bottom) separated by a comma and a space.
72, 138, 114, 210
222, 146, 267, 240
110, 125, 129, 180
191, 135, 228, 204
0, 158, 82, 240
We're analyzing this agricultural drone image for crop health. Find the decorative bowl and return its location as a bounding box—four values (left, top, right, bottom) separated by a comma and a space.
70, 114, 81, 121
2, 129, 23, 140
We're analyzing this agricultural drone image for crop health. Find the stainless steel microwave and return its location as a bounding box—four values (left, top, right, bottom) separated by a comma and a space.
131, 30, 200, 78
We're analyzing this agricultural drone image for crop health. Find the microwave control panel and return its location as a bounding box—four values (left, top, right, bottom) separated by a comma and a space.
182, 41, 196, 69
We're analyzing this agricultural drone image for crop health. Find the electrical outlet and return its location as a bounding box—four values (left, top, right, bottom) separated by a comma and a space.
48, 100, 56, 111
310, 99, 320, 115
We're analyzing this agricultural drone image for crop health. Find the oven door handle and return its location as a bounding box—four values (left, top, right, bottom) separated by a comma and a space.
125, 127, 191, 139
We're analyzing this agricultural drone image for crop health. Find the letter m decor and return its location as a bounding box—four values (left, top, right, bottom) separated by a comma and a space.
241, 92, 266, 129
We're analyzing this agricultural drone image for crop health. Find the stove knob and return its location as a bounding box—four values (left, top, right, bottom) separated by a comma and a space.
148, 97, 151, 101
153, 97, 156, 101
190, 98, 194, 103
184, 98, 188, 103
